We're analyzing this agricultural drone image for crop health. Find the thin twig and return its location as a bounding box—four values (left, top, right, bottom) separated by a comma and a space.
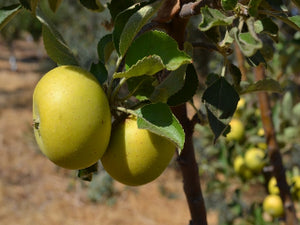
179, 0, 221, 18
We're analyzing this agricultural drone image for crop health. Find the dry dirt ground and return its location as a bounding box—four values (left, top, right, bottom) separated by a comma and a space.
0, 37, 218, 225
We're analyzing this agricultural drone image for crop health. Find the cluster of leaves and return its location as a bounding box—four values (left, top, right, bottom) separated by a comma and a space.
3, 0, 300, 151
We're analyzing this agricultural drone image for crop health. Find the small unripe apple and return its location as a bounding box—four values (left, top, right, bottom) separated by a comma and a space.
33, 65, 111, 170
244, 147, 266, 173
226, 118, 245, 141
268, 177, 280, 195
263, 194, 284, 217
233, 155, 253, 180
101, 116, 176, 186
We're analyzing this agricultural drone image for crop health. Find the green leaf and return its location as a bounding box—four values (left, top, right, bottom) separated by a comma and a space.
135, 102, 185, 150
42, 26, 78, 65
248, 0, 262, 17
150, 65, 187, 103
90, 61, 108, 84
97, 34, 114, 63
274, 15, 300, 31
221, 0, 237, 10
79, 0, 105, 12
239, 78, 282, 94
126, 30, 191, 71
112, 3, 144, 54
288, 16, 300, 30
77, 162, 98, 182
199, 6, 235, 31
107, 0, 134, 21
113, 55, 165, 79
292, 102, 300, 119
202, 77, 240, 142
168, 63, 199, 106
48, 0, 62, 12
36, 7, 78, 65
254, 17, 278, 39
231, 27, 262, 57
127, 75, 156, 100
119, 0, 162, 56
282, 91, 293, 121
246, 50, 267, 67
0, 4, 22, 30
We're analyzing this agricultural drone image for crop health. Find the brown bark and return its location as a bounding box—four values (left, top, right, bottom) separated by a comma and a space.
255, 64, 298, 225
172, 104, 208, 225
161, 4, 208, 224
234, 43, 247, 81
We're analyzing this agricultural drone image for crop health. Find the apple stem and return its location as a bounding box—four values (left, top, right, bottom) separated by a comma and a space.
115, 106, 137, 117
110, 77, 127, 104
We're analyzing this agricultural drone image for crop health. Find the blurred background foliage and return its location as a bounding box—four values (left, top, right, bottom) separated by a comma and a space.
1, 0, 300, 224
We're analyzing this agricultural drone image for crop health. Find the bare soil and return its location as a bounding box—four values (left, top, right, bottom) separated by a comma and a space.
0, 37, 219, 225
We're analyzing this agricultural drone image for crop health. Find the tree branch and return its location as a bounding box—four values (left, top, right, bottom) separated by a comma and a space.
255, 64, 298, 225
165, 6, 208, 224
179, 0, 221, 18
172, 104, 208, 225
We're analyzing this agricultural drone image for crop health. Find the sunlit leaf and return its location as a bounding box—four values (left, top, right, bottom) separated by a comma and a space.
113, 55, 165, 79
36, 7, 78, 65
199, 6, 234, 31
135, 102, 185, 150
112, 3, 144, 54
126, 30, 191, 71
231, 27, 262, 57
119, 0, 162, 56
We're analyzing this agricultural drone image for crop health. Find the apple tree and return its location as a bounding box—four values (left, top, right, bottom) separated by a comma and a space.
1, 0, 300, 224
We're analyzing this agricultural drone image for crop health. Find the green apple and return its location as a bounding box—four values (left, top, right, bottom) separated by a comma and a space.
244, 147, 266, 173
101, 116, 176, 186
268, 177, 280, 195
263, 194, 284, 217
33, 65, 111, 170
233, 155, 253, 180
226, 118, 245, 141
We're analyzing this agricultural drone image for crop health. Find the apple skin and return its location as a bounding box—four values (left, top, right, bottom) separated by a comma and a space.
226, 118, 245, 141
244, 147, 266, 173
33, 65, 111, 170
263, 194, 284, 217
101, 117, 176, 186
